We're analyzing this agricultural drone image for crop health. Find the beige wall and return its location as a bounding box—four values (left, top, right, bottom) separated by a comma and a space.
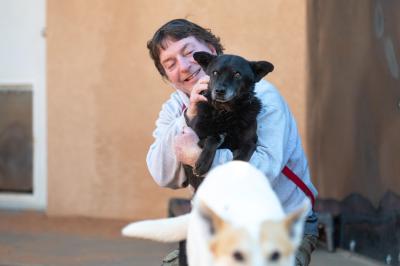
47, 1, 308, 219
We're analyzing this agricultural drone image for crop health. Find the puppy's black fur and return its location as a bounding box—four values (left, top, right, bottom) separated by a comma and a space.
184, 52, 274, 190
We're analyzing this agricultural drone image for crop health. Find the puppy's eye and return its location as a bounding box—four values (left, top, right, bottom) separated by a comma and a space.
212, 71, 218, 76
234, 72, 241, 79
269, 251, 281, 262
232, 251, 245, 262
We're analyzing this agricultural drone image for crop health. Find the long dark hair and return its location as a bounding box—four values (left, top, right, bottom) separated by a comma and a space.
147, 19, 224, 78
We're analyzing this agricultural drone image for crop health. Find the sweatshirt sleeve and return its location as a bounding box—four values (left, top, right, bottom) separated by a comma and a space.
249, 103, 291, 181
248, 82, 292, 182
146, 94, 188, 189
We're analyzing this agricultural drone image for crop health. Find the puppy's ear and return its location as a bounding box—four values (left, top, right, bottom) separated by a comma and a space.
193, 52, 216, 71
250, 61, 274, 82
284, 199, 310, 247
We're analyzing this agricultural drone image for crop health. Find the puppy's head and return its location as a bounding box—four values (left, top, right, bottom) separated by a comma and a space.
193, 52, 274, 103
199, 200, 309, 266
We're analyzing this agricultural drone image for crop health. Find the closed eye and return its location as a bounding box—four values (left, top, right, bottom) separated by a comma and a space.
166, 62, 176, 71
163, 59, 176, 71
184, 50, 194, 56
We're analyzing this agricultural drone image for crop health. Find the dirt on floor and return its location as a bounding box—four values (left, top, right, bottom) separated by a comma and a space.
0, 210, 176, 266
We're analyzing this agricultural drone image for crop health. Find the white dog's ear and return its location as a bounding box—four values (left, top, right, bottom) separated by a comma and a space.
284, 199, 311, 246
193, 52, 216, 71
198, 200, 227, 236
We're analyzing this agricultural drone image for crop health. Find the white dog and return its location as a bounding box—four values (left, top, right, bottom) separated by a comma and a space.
122, 161, 310, 266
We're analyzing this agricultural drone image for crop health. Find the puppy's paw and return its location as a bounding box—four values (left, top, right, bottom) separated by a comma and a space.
194, 161, 211, 176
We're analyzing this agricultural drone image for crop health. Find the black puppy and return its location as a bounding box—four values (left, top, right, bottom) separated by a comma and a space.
184, 52, 274, 190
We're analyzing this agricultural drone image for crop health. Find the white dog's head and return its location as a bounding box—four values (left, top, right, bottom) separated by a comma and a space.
193, 161, 310, 266
197, 200, 309, 266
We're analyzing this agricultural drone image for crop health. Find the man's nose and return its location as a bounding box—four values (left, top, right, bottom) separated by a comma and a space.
178, 56, 191, 72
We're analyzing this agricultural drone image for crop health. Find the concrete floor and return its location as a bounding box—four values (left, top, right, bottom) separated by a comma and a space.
0, 210, 385, 266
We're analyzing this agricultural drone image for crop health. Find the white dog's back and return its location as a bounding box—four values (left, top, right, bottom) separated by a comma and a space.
195, 161, 285, 225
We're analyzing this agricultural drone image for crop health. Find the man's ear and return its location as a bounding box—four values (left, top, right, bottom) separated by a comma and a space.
193, 52, 216, 71
207, 44, 217, 55
284, 199, 310, 247
250, 61, 274, 82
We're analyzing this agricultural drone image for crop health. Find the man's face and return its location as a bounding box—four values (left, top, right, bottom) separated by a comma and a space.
159, 36, 216, 94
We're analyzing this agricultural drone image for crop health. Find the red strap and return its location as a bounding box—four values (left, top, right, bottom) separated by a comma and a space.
282, 166, 315, 208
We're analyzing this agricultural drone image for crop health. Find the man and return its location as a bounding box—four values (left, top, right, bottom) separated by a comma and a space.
146, 19, 318, 266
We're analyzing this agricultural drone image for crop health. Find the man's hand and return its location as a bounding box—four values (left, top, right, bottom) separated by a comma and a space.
174, 126, 202, 167
186, 76, 209, 121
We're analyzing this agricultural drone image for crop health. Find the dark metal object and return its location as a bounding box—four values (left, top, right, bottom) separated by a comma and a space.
316, 191, 400, 265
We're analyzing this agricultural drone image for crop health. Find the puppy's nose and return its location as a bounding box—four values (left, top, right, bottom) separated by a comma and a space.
215, 87, 226, 95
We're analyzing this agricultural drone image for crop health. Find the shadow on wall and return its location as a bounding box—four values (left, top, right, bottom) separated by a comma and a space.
307, 0, 400, 264
307, 0, 400, 205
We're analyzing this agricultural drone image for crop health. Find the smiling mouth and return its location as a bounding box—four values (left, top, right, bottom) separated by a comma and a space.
184, 69, 201, 82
